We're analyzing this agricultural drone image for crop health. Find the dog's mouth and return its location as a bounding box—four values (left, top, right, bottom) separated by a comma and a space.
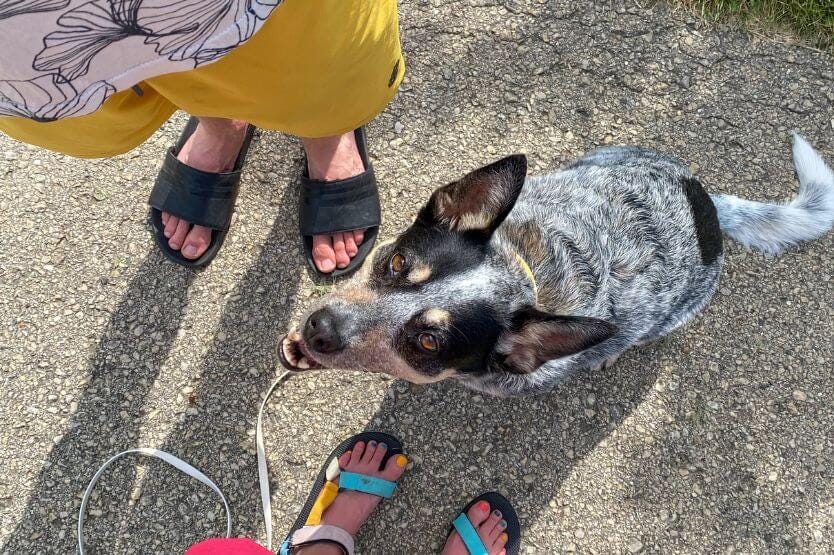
279, 329, 322, 372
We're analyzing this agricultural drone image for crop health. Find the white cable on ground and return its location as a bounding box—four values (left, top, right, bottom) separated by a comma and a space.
257, 370, 292, 551
77, 370, 293, 553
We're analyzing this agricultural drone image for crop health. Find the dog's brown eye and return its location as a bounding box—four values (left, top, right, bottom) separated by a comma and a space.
418, 333, 438, 352
390, 252, 406, 274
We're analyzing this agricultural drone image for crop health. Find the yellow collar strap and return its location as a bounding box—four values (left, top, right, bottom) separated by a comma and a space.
513, 251, 538, 303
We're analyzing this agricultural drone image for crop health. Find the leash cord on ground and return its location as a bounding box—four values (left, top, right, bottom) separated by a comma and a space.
76, 370, 293, 553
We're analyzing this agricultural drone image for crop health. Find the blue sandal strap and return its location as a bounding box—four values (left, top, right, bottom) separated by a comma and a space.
339, 471, 396, 498
453, 513, 488, 555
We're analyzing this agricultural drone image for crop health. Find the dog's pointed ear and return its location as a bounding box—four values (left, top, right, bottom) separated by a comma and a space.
493, 307, 617, 374
417, 154, 527, 237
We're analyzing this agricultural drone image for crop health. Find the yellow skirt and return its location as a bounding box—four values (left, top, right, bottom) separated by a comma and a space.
0, 0, 403, 158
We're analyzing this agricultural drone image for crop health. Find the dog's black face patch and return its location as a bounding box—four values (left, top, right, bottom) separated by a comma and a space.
395, 302, 504, 378
367, 224, 488, 290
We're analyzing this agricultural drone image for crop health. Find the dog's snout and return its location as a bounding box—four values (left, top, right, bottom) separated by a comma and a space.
304, 307, 344, 354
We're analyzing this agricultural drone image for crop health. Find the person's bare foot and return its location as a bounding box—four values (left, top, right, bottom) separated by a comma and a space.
441, 501, 509, 555
301, 132, 368, 273
295, 440, 407, 554
161, 117, 249, 260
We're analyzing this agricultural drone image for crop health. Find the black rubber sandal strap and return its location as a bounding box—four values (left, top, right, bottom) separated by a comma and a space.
299, 171, 381, 235
299, 126, 380, 237
283, 432, 403, 546
149, 118, 255, 231
455, 492, 521, 555
150, 164, 240, 231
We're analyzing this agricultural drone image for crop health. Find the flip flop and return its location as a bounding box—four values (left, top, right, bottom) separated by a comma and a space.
450, 492, 521, 555
299, 127, 381, 277
280, 431, 403, 555
149, 117, 256, 269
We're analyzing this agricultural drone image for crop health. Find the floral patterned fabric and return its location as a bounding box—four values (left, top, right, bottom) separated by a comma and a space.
0, 0, 283, 121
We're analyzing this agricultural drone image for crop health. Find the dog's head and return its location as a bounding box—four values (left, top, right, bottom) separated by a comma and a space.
280, 155, 616, 391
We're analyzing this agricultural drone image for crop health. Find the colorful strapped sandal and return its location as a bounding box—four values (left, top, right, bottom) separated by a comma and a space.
280, 431, 404, 555
450, 491, 521, 555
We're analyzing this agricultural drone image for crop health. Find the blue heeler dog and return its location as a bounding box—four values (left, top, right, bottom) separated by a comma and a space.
280, 134, 834, 396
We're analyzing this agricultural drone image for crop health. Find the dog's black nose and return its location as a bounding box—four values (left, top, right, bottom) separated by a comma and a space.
304, 308, 344, 354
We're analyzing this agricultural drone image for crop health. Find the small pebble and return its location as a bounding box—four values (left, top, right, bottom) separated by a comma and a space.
628, 539, 644, 553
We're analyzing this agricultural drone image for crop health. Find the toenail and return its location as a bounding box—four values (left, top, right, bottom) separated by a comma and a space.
499, 520, 507, 529
379, 442, 387, 450
477, 501, 489, 512
183, 245, 197, 257
164, 230, 172, 238
493, 510, 502, 518
395, 455, 408, 467
368, 440, 377, 448
500, 533, 508, 543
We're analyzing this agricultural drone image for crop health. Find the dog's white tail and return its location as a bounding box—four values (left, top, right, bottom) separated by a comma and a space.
711, 134, 834, 255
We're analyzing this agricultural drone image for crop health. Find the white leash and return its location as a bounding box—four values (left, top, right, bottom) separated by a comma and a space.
77, 371, 292, 553
257, 370, 293, 551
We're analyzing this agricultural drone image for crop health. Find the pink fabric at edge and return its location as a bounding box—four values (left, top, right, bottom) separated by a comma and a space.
185, 537, 274, 555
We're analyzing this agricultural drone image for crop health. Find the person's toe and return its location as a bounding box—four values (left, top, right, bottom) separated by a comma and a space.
168, 219, 190, 250
353, 229, 365, 246
485, 515, 507, 544
466, 501, 492, 528
360, 440, 378, 464
161, 212, 169, 226
163, 213, 180, 239
380, 452, 408, 482
312, 235, 337, 273
369, 441, 388, 469
347, 441, 365, 466
337, 451, 352, 469
332, 233, 350, 269
491, 531, 509, 554
480, 509, 503, 539
344, 231, 358, 258
181, 225, 212, 259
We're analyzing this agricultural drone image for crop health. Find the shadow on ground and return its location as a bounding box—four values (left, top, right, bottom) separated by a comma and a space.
353, 344, 664, 552
1, 255, 192, 551
0, 0, 831, 553
2, 161, 304, 552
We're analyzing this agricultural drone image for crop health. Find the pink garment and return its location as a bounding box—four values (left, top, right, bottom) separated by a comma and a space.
0, 1, 284, 121
185, 537, 273, 555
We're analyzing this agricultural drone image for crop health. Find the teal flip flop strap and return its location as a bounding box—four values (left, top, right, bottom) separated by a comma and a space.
452, 513, 488, 555
339, 471, 396, 498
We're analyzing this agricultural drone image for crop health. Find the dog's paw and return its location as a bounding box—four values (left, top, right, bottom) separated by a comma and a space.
589, 353, 621, 372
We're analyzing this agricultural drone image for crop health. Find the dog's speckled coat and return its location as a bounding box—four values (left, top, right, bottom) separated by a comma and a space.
288, 135, 834, 396
485, 147, 725, 395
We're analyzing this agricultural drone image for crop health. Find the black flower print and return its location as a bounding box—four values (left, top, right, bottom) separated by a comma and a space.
34, 1, 143, 82
0, 74, 114, 121
34, 0, 283, 81
1, 0, 283, 121
0, 0, 69, 21
139, 0, 278, 62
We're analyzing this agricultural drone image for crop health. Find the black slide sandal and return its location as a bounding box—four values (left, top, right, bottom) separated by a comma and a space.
149, 117, 256, 269
299, 127, 381, 277
451, 492, 521, 555
281, 431, 402, 552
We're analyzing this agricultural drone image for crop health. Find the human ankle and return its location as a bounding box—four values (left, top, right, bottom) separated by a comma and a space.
302, 132, 364, 181
196, 117, 248, 135
294, 542, 344, 555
